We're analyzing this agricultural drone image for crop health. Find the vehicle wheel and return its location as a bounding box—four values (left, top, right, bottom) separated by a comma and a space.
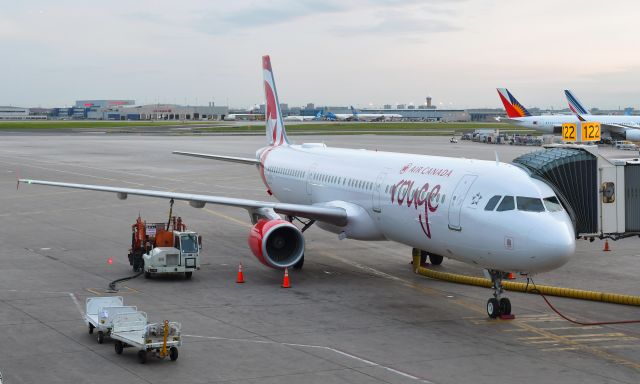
429, 254, 444, 265
144, 271, 151, 279
293, 255, 304, 270
169, 346, 179, 361
499, 298, 512, 315
97, 331, 104, 344
138, 350, 147, 364
89, 323, 94, 334
419, 250, 428, 266
114, 341, 124, 355
185, 271, 192, 279
487, 298, 500, 319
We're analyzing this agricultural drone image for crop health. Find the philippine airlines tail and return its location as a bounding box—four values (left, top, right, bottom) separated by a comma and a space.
263, 55, 289, 146
496, 88, 532, 118
564, 90, 589, 115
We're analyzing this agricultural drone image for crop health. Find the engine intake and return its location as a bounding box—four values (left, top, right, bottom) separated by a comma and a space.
248, 219, 304, 269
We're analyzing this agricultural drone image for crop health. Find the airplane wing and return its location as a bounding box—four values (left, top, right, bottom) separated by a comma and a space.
172, 151, 259, 165
18, 179, 348, 226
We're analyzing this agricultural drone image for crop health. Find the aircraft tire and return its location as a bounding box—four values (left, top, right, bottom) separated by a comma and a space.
487, 298, 500, 319
429, 254, 444, 265
499, 298, 511, 315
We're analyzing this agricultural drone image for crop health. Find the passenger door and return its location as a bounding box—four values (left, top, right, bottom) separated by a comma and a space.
448, 174, 478, 231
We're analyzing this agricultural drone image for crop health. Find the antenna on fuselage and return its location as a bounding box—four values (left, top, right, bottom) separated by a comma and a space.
495, 151, 500, 166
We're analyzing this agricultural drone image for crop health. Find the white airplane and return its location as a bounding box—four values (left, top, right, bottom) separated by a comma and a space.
565, 90, 640, 141
497, 88, 576, 133
223, 113, 261, 121
283, 111, 322, 122
350, 106, 402, 122
19, 56, 576, 318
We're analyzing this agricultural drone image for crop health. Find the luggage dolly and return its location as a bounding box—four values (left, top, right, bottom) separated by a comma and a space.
84, 296, 137, 344
110, 312, 182, 364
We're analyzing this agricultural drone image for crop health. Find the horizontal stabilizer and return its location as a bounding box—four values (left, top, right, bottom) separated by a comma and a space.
172, 151, 259, 165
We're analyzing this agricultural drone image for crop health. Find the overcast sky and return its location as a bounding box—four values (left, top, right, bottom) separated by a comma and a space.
2, 0, 639, 109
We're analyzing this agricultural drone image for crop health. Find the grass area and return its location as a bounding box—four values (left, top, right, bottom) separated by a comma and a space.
194, 122, 532, 135
0, 120, 534, 136
0, 120, 216, 129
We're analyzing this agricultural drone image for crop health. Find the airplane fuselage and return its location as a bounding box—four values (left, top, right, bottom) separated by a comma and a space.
257, 144, 575, 273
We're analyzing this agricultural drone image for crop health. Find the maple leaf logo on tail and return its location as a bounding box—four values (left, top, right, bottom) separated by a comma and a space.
262, 55, 289, 146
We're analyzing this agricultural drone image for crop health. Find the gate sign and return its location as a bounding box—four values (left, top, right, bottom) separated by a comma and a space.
581, 121, 601, 141
562, 123, 577, 141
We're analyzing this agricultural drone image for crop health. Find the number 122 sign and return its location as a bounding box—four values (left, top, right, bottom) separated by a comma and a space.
581, 122, 601, 141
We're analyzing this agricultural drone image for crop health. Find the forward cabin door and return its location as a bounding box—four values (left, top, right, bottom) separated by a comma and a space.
448, 174, 477, 231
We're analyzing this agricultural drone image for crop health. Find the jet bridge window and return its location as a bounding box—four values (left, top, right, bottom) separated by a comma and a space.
543, 196, 563, 212
496, 196, 515, 211
516, 196, 545, 212
484, 195, 501, 211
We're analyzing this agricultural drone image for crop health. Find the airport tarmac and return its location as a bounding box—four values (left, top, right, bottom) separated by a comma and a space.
0, 134, 639, 384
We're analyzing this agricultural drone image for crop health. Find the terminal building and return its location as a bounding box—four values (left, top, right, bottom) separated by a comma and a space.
0, 106, 46, 120
101, 103, 229, 121
49, 100, 229, 121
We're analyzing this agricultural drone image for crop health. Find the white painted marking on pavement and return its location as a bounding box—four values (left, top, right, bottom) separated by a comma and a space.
184, 334, 433, 383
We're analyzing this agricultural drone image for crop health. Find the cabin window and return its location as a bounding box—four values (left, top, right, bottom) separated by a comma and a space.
516, 196, 545, 212
484, 195, 501, 211
543, 196, 563, 212
496, 196, 515, 211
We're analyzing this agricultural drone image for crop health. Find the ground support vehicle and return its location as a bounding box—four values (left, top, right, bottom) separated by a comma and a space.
84, 296, 137, 344
128, 215, 202, 279
110, 312, 182, 364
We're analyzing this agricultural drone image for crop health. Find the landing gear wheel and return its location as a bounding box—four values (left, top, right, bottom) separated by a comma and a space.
487, 298, 500, 319
88, 323, 94, 334
114, 341, 124, 355
499, 298, 511, 315
429, 254, 443, 265
169, 346, 179, 361
144, 271, 151, 279
419, 250, 428, 266
97, 331, 105, 344
293, 255, 304, 270
185, 271, 193, 279
138, 350, 147, 364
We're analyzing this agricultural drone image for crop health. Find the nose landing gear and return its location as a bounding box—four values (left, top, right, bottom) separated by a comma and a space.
486, 270, 513, 319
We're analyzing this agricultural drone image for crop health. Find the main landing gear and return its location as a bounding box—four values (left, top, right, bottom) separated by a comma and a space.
486, 270, 512, 319
286, 216, 315, 271
419, 250, 443, 266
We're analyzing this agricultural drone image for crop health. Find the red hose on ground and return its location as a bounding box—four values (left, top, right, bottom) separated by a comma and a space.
529, 279, 640, 326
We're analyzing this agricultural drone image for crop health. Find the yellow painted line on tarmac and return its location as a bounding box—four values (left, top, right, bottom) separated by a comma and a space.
203, 208, 251, 228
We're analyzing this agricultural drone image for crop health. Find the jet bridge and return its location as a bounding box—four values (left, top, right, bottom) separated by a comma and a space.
513, 145, 640, 239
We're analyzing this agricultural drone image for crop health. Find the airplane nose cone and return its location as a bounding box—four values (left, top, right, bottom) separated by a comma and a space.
527, 217, 575, 272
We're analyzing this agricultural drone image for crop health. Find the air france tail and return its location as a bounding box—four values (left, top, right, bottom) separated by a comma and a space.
496, 88, 532, 118
564, 90, 589, 115
263, 55, 289, 146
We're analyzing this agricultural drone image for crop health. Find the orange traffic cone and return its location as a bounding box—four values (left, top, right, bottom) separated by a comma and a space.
603, 239, 611, 252
236, 263, 245, 283
281, 268, 291, 288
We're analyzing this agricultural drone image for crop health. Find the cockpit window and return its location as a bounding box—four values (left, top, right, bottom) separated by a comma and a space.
516, 196, 545, 212
496, 196, 515, 211
543, 196, 563, 212
484, 195, 501, 211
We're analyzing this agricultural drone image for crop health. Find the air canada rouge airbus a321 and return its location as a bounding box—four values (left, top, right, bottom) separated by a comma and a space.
19, 56, 576, 318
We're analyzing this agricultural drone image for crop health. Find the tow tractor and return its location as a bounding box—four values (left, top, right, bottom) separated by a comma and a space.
128, 210, 202, 279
